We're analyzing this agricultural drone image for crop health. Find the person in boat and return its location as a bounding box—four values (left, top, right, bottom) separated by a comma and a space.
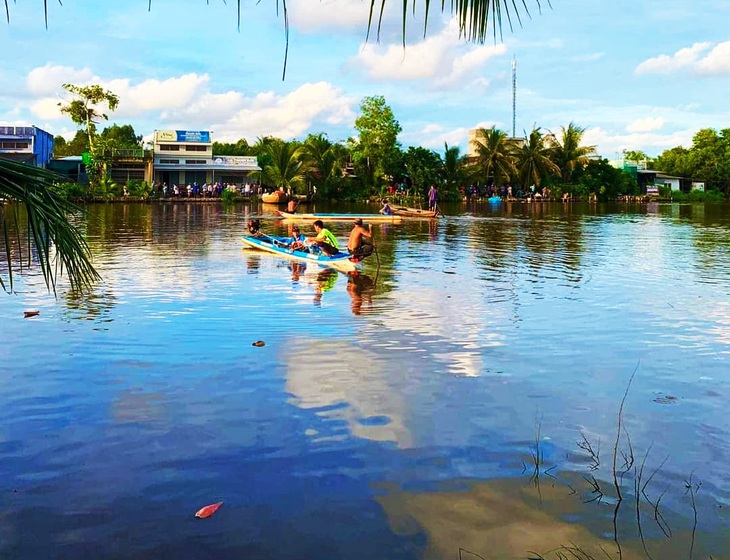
286, 198, 298, 213
428, 185, 438, 211
380, 202, 392, 215
305, 220, 339, 256
348, 218, 373, 261
247, 218, 264, 236
285, 225, 307, 251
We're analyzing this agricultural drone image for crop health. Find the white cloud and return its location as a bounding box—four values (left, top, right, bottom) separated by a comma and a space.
634, 41, 730, 76
583, 126, 694, 158
288, 0, 374, 32
353, 18, 507, 89
626, 116, 664, 133
22, 64, 356, 142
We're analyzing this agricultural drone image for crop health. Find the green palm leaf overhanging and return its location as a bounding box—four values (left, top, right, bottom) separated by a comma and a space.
0, 158, 99, 293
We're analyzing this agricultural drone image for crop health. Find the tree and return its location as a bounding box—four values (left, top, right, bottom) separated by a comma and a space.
623, 149, 649, 163
549, 122, 596, 183
98, 124, 142, 150
470, 126, 516, 186
403, 146, 442, 196
257, 140, 307, 194
441, 143, 468, 200
352, 96, 402, 190
53, 131, 90, 157
515, 127, 560, 189
573, 158, 638, 200
213, 138, 251, 156
300, 133, 348, 199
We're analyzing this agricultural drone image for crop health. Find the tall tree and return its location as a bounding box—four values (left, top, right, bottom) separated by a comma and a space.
301, 133, 347, 198
257, 140, 307, 194
53, 130, 90, 157
515, 127, 560, 189
549, 122, 596, 183
352, 95, 402, 189
98, 124, 142, 150
403, 146, 442, 196
441, 143, 467, 200
470, 126, 516, 187
58, 84, 119, 155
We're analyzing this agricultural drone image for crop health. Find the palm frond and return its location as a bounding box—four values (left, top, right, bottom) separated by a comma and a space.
0, 158, 100, 293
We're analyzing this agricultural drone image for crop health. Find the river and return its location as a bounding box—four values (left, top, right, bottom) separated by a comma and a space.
1, 201, 728, 559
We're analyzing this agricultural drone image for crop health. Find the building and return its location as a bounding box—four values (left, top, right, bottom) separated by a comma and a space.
637, 170, 692, 194
152, 130, 260, 186
0, 125, 54, 167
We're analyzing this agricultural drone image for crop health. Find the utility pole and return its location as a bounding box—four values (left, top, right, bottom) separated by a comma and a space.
512, 57, 517, 138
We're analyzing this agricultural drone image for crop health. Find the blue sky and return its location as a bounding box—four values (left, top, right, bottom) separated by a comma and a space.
1, 0, 729, 158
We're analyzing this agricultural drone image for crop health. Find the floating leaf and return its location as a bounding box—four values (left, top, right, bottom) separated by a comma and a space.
252, 340, 265, 347
195, 501, 223, 519
23, 310, 40, 318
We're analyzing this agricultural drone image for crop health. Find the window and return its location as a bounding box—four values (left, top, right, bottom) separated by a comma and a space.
185, 145, 208, 152
0, 141, 30, 149
185, 159, 207, 165
159, 144, 181, 151
158, 159, 180, 164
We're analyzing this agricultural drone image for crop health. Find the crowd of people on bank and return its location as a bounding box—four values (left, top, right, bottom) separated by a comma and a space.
153, 181, 263, 198
460, 183, 553, 201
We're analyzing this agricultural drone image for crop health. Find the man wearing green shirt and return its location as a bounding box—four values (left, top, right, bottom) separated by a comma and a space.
307, 220, 340, 256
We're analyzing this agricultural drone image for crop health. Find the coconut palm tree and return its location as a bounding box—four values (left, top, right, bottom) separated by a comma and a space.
0, 158, 99, 292
257, 140, 307, 194
470, 127, 517, 187
549, 122, 596, 183
515, 127, 560, 189
300, 133, 347, 199
441, 142, 468, 199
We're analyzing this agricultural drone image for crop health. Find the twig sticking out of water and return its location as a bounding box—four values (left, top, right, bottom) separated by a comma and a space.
634, 447, 654, 560
640, 454, 672, 538
459, 547, 487, 560
684, 474, 702, 560
578, 432, 600, 471
582, 474, 604, 504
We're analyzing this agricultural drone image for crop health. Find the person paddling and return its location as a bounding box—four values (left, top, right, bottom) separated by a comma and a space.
348, 218, 373, 261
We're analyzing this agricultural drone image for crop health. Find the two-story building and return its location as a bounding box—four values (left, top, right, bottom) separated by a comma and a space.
152, 130, 260, 187
0, 125, 54, 167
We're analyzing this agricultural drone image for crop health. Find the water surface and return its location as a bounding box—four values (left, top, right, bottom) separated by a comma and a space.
1, 201, 729, 559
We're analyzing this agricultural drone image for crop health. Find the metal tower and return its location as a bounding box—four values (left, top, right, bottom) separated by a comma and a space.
512, 57, 517, 138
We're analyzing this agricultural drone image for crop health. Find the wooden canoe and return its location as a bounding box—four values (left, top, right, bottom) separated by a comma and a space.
277, 211, 402, 223
241, 235, 359, 273
261, 191, 289, 204
389, 205, 439, 218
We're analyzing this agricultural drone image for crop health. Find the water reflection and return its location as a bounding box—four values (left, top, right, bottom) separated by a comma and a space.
346, 272, 375, 315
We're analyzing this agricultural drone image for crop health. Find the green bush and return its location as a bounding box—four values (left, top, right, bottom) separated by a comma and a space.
127, 179, 151, 198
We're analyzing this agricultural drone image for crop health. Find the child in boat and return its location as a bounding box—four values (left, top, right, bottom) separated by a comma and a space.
287, 225, 307, 251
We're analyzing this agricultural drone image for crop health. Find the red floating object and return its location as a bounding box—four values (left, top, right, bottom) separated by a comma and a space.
23, 310, 40, 318
195, 501, 223, 519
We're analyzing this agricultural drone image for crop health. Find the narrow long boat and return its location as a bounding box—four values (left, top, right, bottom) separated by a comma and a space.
241, 235, 359, 273
277, 211, 402, 223
389, 205, 439, 218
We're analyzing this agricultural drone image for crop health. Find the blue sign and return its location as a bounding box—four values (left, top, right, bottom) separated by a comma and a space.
176, 130, 210, 143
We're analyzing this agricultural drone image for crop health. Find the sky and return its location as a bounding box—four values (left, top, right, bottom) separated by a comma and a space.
1, 0, 729, 158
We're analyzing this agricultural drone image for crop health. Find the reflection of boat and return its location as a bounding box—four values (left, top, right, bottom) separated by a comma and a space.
261, 190, 289, 204
241, 235, 358, 272
389, 205, 439, 218
278, 211, 402, 223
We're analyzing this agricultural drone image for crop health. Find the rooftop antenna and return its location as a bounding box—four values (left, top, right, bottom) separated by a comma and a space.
512, 56, 517, 138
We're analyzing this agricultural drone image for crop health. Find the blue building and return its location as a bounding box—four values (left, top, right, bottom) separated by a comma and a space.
0, 125, 54, 167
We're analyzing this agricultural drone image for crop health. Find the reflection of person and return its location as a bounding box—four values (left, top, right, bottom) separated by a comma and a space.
348, 218, 373, 260
428, 185, 438, 211
289, 261, 306, 282
306, 220, 340, 256
314, 268, 338, 305
347, 271, 374, 315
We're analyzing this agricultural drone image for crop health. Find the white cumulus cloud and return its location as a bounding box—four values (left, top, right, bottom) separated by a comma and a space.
626, 117, 664, 133
635, 41, 730, 76
583, 126, 695, 158
353, 19, 506, 89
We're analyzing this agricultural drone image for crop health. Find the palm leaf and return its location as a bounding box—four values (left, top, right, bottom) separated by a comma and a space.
0, 158, 99, 293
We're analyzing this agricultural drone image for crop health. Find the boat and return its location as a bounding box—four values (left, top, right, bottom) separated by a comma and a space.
277, 211, 402, 223
241, 235, 359, 272
261, 190, 289, 204
388, 205, 439, 218
488, 196, 502, 204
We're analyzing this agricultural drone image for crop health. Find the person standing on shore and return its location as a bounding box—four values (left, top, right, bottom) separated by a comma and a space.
428, 185, 438, 211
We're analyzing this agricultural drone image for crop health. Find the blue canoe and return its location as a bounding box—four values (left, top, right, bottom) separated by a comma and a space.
241, 235, 359, 272
488, 196, 502, 203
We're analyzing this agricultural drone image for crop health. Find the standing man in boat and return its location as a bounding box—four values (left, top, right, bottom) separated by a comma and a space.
428, 184, 438, 211
287, 198, 298, 213
348, 218, 373, 261
306, 220, 340, 256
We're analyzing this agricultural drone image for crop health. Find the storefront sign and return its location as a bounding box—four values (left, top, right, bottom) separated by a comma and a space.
213, 156, 258, 166
155, 130, 211, 143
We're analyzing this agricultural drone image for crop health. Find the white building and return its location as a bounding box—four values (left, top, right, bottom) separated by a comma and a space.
152, 130, 260, 186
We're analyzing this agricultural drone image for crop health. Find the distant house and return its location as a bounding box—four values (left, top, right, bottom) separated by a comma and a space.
0, 125, 54, 167
47, 156, 88, 184
637, 170, 692, 195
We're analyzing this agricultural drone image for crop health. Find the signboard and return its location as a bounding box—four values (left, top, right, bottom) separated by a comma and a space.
155, 130, 211, 143
213, 156, 258, 166
692, 182, 705, 191
646, 186, 659, 195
